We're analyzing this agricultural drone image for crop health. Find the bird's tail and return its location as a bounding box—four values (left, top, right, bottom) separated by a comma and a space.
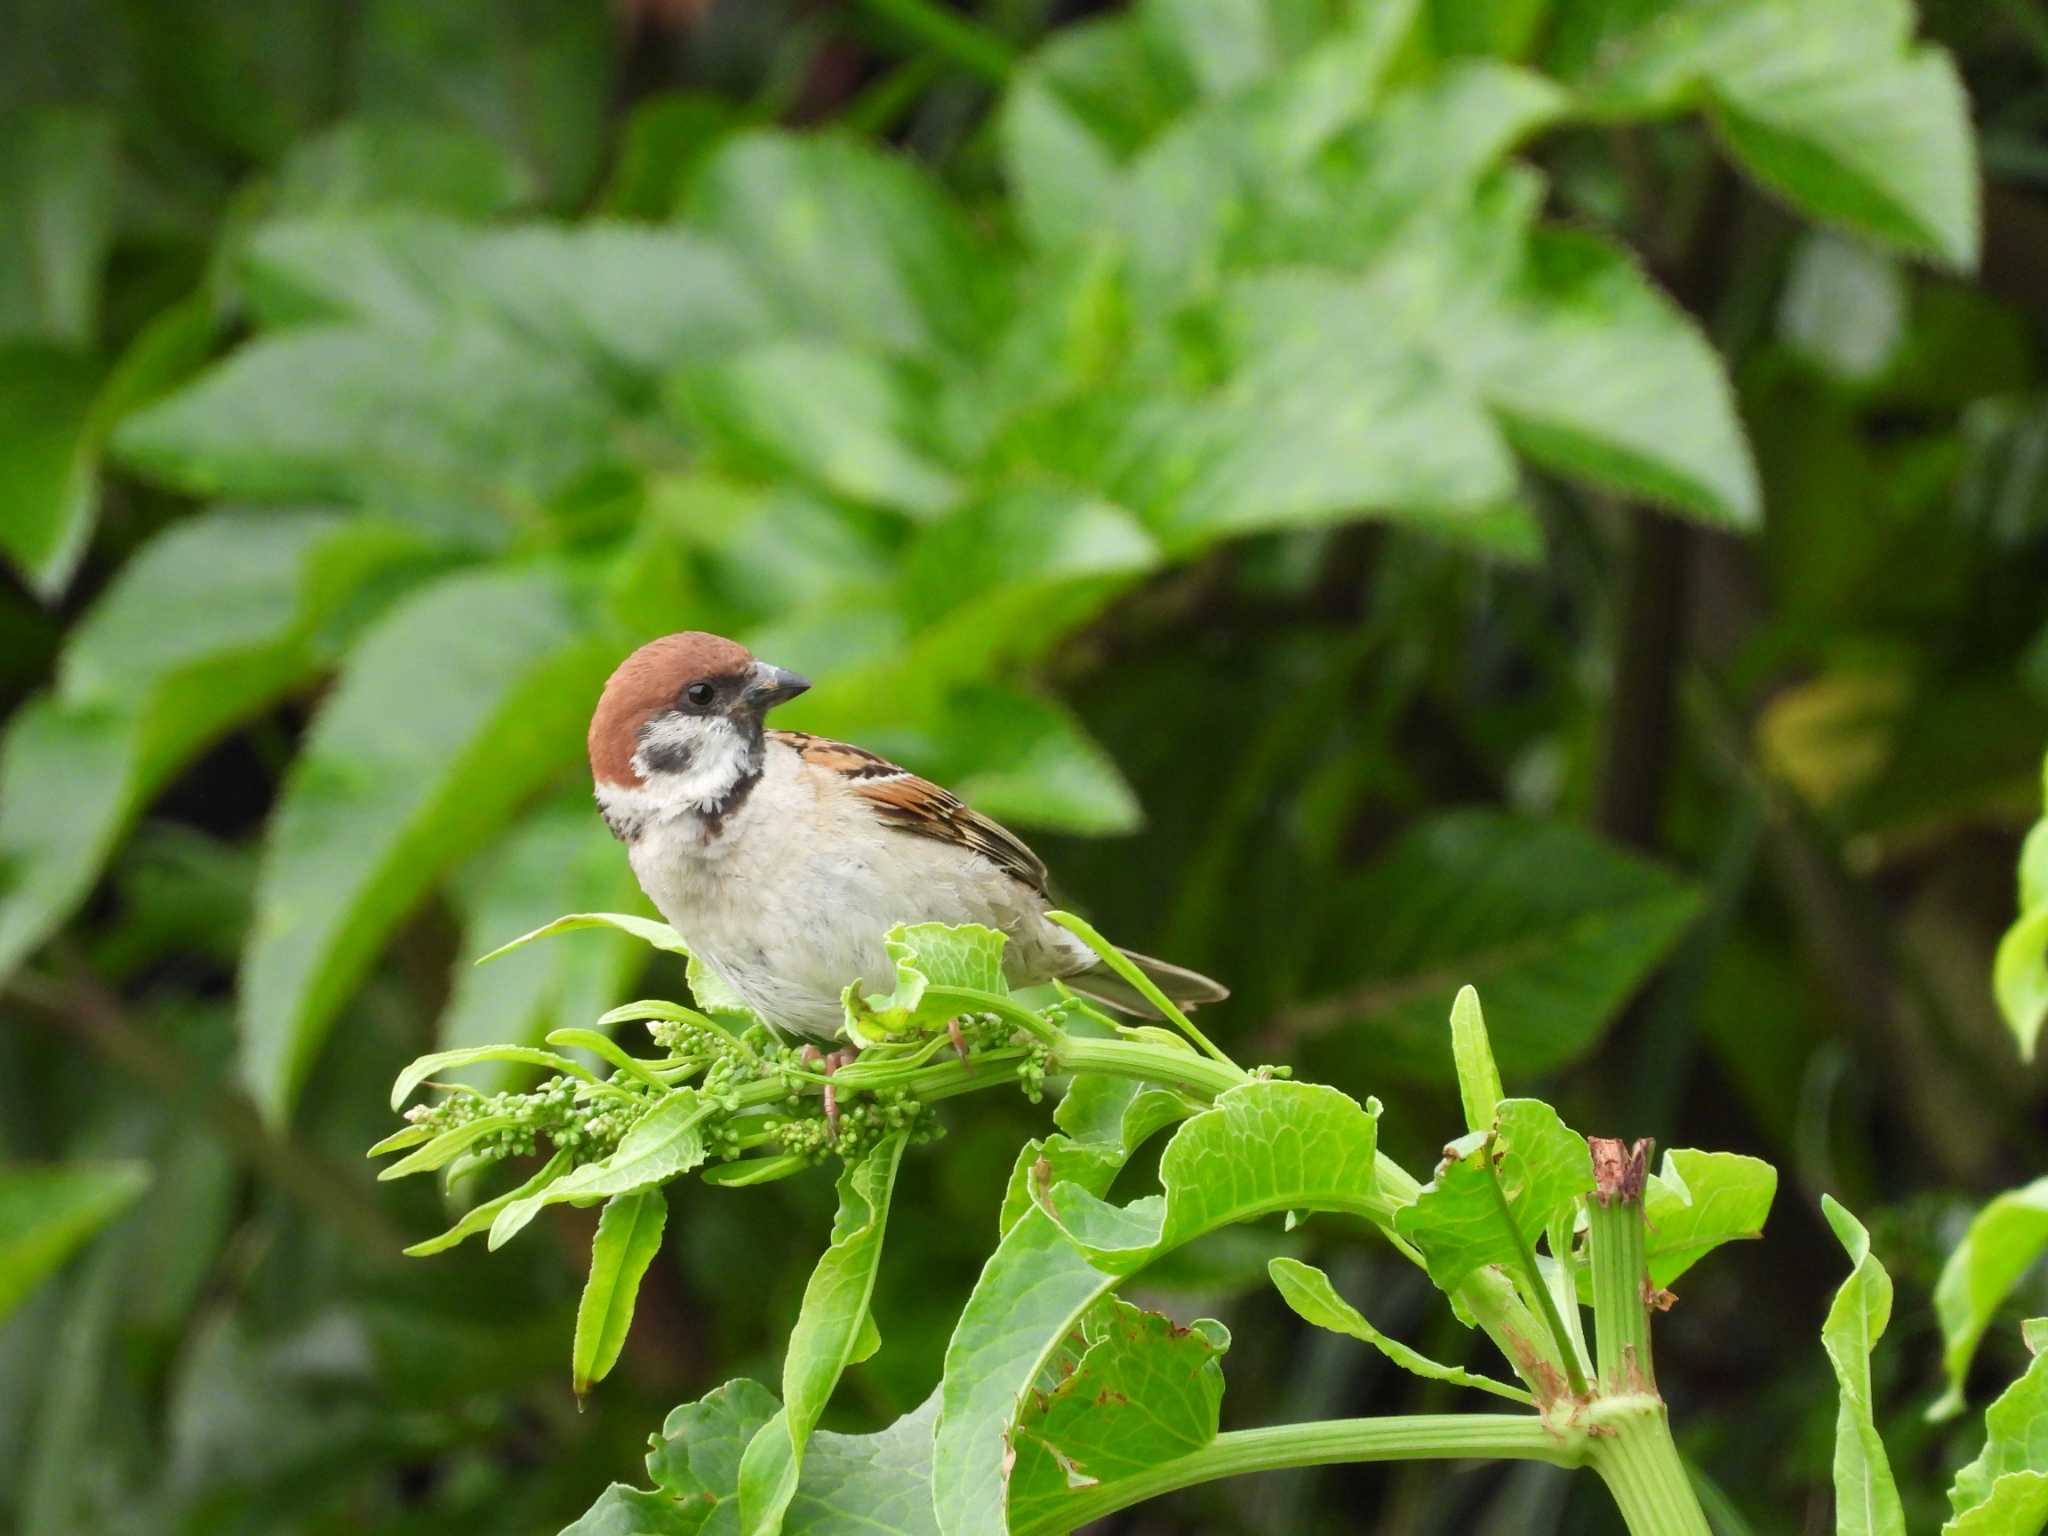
1066, 948, 1229, 1019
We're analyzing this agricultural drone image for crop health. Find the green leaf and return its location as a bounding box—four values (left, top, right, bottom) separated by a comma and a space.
0, 344, 99, 597
376, 1114, 521, 1182
237, 566, 615, 1120
437, 795, 650, 1091
574, 1188, 671, 1398
1394, 1099, 1592, 1297
999, 1074, 1198, 1235
687, 131, 1004, 357
649, 1377, 784, 1521
401, 1148, 572, 1257
1449, 984, 1503, 1134
0, 509, 431, 984
476, 910, 693, 964
1944, 1338, 2048, 1534
615, 1378, 944, 1536
737, 1134, 908, 1536
1556, 0, 1978, 268
1995, 906, 2048, 1064
354, 0, 610, 206
490, 1092, 714, 1250
388, 1045, 598, 1112
846, 923, 1009, 1041
672, 340, 962, 519
0, 1162, 149, 1323
1008, 1299, 1230, 1532
269, 114, 536, 218
243, 213, 770, 385
934, 1081, 1380, 1536
1929, 1176, 2048, 1421
1269, 1256, 1533, 1404
1294, 810, 1701, 1078
114, 322, 619, 540
1778, 233, 1906, 384
1819, 1195, 1906, 1536
0, 107, 118, 346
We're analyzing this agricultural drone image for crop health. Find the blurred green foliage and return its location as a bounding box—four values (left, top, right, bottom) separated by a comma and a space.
1, 0, 2046, 1531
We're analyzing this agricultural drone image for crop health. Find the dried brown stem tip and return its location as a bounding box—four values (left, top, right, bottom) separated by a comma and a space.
1590, 1137, 1654, 1205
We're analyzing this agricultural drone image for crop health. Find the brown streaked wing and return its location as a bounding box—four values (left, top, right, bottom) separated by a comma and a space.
771, 729, 1050, 894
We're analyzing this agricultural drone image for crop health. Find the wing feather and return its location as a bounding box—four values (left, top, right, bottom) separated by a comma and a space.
770, 729, 1049, 894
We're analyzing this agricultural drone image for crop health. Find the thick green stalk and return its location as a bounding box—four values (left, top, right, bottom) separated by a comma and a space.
1018, 1413, 1585, 1534
1583, 1397, 1711, 1536
1588, 1138, 1655, 1394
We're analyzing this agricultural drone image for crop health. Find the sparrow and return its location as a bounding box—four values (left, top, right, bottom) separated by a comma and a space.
587, 632, 1228, 1042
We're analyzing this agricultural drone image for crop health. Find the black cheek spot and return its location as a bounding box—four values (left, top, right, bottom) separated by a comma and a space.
640, 737, 693, 774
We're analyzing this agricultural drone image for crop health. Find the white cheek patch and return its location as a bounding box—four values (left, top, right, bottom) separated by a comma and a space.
632, 715, 758, 812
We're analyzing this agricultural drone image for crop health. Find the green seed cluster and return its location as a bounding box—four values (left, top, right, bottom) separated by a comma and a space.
772, 1087, 942, 1163
1015, 1040, 1055, 1103
402, 1076, 649, 1167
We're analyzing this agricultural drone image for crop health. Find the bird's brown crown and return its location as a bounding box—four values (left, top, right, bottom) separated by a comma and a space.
588, 632, 754, 786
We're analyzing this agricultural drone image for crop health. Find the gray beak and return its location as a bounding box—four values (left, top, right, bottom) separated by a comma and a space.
746, 661, 811, 710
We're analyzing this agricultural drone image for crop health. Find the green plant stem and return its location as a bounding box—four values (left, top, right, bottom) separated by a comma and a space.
851, 0, 1015, 82
1054, 1033, 1247, 1099
1583, 1396, 1711, 1536
1048, 911, 1240, 1070
1483, 1161, 1591, 1400
1587, 1138, 1655, 1394
1018, 1413, 1585, 1534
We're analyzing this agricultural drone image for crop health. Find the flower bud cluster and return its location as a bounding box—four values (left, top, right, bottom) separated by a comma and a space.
402, 1076, 649, 1168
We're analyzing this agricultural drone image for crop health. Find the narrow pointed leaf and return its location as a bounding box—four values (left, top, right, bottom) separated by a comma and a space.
1820, 1195, 1906, 1536
0, 1162, 149, 1323
1269, 1257, 1533, 1404
574, 1188, 671, 1397
738, 1134, 908, 1536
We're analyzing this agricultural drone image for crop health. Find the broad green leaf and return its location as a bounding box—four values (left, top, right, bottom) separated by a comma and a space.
388, 1045, 598, 1112
1294, 810, 1701, 1078
1929, 1176, 2048, 1420
0, 1162, 148, 1323
1995, 907, 2048, 1064
649, 1377, 784, 1523
354, 0, 610, 205
1449, 984, 1503, 1134
1945, 1339, 2048, 1534
0, 509, 431, 984
999, 1074, 1198, 1235
1820, 1195, 1906, 1536
0, 345, 99, 597
402, 1148, 571, 1257
919, 686, 1143, 837
846, 923, 1010, 1041
1269, 1256, 1533, 1404
0, 107, 117, 346
237, 566, 615, 1120
437, 795, 649, 1091
1571, 1149, 1777, 1304
1008, 1299, 1229, 1532
738, 1134, 907, 1536
899, 486, 1160, 678
605, 1378, 944, 1536
1394, 1100, 1593, 1298
490, 1092, 713, 1250
574, 1188, 670, 1397
934, 1081, 1380, 1536
476, 910, 692, 964
243, 214, 771, 385
269, 114, 536, 218
688, 132, 1005, 357
672, 340, 962, 519
0, 293, 216, 598
559, 1483, 707, 1536
1555, 0, 1977, 268
114, 322, 618, 540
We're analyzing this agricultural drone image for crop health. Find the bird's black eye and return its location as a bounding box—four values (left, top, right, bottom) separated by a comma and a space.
684, 681, 717, 708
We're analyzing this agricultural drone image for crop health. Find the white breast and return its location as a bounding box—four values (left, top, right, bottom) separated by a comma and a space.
622, 741, 1084, 1037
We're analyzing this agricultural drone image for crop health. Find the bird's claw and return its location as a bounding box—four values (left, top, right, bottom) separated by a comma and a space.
947, 1016, 970, 1067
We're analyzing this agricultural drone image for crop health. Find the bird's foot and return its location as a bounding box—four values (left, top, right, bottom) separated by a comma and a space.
947, 1016, 970, 1067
